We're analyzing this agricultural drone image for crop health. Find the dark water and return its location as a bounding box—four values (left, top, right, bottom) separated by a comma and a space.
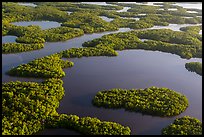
2, 28, 132, 82
53, 50, 201, 135
11, 21, 61, 30
2, 3, 202, 134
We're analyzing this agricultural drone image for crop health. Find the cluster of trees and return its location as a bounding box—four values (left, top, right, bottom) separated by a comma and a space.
92, 86, 189, 116
2, 2, 70, 23
133, 29, 202, 46
61, 12, 118, 33
185, 62, 202, 76
59, 46, 118, 58
45, 114, 131, 135
138, 40, 202, 59
82, 31, 141, 50
2, 43, 44, 54
44, 27, 84, 42
2, 78, 65, 135
4, 24, 84, 43
82, 30, 202, 59
2, 78, 131, 135
110, 18, 154, 29
161, 116, 202, 135
33, 2, 123, 12
7, 54, 74, 78
180, 25, 202, 34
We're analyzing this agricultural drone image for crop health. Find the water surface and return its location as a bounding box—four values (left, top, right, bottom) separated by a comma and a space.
99, 16, 114, 22
55, 49, 202, 135
173, 2, 202, 10
18, 2, 37, 7
11, 21, 61, 30
2, 35, 17, 44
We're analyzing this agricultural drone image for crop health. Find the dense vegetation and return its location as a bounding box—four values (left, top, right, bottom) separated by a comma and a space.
161, 116, 202, 135
61, 12, 118, 33
2, 43, 44, 53
180, 25, 202, 34
2, 79, 131, 135
7, 54, 74, 78
2, 2, 70, 23
3, 24, 84, 43
2, 78, 65, 135
83, 29, 202, 59
60, 46, 118, 58
185, 62, 202, 76
133, 29, 202, 46
45, 114, 131, 135
92, 87, 189, 116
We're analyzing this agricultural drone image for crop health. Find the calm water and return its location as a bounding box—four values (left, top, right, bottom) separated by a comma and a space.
2, 35, 17, 44
57, 50, 201, 135
99, 16, 114, 22
2, 28, 132, 80
11, 21, 61, 30
116, 7, 131, 12
2, 2, 202, 135
18, 2, 37, 7
121, 17, 140, 20
81, 2, 115, 6
173, 2, 202, 10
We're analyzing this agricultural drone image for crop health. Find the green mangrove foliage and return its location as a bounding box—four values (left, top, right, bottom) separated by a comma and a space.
61, 12, 118, 33
45, 114, 131, 135
161, 116, 202, 135
2, 2, 70, 23
2, 78, 65, 135
34, 2, 123, 11
44, 27, 84, 42
185, 62, 202, 76
60, 46, 118, 58
7, 54, 74, 78
92, 87, 189, 116
82, 30, 202, 59
180, 25, 202, 34
138, 40, 202, 59
4, 23, 84, 43
2, 43, 44, 54
110, 18, 154, 29
133, 29, 202, 46
2, 79, 131, 135
83, 31, 141, 50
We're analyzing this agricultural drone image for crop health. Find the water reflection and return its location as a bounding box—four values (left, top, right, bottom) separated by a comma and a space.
56, 50, 201, 135
99, 16, 114, 22
2, 28, 132, 77
173, 2, 202, 10
11, 21, 61, 30
147, 23, 202, 32
116, 7, 131, 12
2, 35, 17, 44
18, 2, 37, 7
81, 2, 115, 6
